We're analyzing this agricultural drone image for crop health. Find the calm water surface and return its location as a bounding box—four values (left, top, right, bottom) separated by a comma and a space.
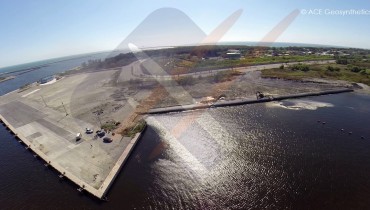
0, 52, 109, 95
1, 92, 370, 209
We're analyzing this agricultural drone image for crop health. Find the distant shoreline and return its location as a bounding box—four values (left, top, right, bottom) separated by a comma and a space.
0, 76, 15, 83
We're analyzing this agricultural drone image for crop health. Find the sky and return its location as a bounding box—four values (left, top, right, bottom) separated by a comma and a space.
0, 0, 369, 68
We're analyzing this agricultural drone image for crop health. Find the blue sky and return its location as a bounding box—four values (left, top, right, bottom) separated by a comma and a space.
0, 0, 369, 67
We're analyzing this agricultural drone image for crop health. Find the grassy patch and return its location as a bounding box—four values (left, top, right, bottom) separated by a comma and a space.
101, 120, 120, 131
261, 63, 370, 85
209, 70, 244, 83
58, 67, 82, 76
167, 55, 333, 74
120, 119, 147, 138
176, 76, 196, 86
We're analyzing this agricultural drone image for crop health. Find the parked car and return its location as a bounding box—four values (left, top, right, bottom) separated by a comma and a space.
97, 130, 105, 137
76, 133, 82, 141
103, 137, 112, 143
85, 128, 94, 134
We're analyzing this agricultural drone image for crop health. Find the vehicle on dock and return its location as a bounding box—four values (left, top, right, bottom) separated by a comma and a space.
96, 130, 106, 137
103, 137, 112, 143
85, 128, 94, 134
76, 133, 82, 141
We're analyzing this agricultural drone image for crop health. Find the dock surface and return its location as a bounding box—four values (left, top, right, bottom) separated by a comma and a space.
0, 93, 143, 199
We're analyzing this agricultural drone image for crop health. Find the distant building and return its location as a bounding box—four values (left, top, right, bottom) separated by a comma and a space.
226, 49, 241, 59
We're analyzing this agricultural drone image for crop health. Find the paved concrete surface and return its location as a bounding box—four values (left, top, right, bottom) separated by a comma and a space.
0, 77, 143, 198
0, 101, 46, 128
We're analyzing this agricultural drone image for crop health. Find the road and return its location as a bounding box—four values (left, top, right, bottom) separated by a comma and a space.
122, 59, 335, 81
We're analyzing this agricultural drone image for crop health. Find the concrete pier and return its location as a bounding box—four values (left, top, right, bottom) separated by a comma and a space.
144, 88, 353, 115
0, 68, 152, 200
99, 130, 145, 197
0, 108, 145, 199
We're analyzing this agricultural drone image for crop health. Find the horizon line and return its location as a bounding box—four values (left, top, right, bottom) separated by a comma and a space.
1, 41, 368, 69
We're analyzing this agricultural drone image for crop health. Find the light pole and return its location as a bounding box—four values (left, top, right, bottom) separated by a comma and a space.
41, 95, 47, 107
61, 102, 68, 116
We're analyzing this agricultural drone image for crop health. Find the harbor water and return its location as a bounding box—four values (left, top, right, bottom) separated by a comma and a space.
1, 91, 370, 209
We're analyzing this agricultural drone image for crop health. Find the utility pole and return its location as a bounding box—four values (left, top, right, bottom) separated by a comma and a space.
61, 102, 68, 116
41, 96, 47, 107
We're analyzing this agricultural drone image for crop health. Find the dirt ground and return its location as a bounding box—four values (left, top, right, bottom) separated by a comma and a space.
20, 61, 361, 133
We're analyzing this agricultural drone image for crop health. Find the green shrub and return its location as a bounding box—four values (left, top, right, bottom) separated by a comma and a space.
101, 120, 120, 131
326, 66, 340, 72
121, 119, 147, 138
348, 66, 363, 73
291, 64, 310, 72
